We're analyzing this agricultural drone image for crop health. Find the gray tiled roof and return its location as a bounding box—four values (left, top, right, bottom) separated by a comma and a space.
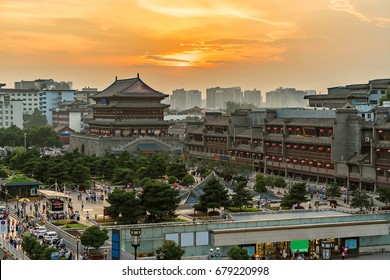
346, 154, 368, 164
267, 118, 335, 127
93, 77, 167, 99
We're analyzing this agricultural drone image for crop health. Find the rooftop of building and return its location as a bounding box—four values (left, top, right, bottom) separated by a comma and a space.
93, 74, 168, 99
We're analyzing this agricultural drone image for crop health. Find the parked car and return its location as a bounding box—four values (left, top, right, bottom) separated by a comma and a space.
33, 226, 47, 238
43, 231, 59, 244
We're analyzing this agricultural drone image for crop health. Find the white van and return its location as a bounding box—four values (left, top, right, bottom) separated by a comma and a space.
43, 231, 59, 244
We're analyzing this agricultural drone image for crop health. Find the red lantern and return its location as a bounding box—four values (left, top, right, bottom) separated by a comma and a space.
281, 128, 284, 131
309, 161, 313, 165
267, 127, 271, 131
293, 159, 298, 163
329, 130, 333, 134
287, 144, 291, 149
318, 147, 324, 151
376, 148, 380, 152
302, 145, 306, 150
319, 129, 324, 133
272, 156, 276, 161
378, 130, 383, 134
247, 152, 250, 155
279, 143, 282, 147
377, 167, 382, 171
327, 148, 331, 152
288, 127, 292, 131
272, 143, 276, 147
279, 157, 283, 161
293, 145, 298, 149
274, 127, 278, 131
317, 163, 322, 167
286, 159, 291, 162
388, 169, 390, 173
310, 146, 315, 151
265, 155, 270, 159
252, 153, 256, 156
266, 142, 270, 146
326, 164, 331, 168
301, 160, 306, 164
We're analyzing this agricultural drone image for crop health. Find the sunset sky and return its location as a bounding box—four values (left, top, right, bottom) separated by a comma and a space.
1, 0, 389, 98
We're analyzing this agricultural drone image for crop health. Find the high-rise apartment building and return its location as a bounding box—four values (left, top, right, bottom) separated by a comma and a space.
206, 87, 242, 109
266, 87, 312, 108
243, 89, 261, 107
0, 93, 23, 129
170, 89, 202, 110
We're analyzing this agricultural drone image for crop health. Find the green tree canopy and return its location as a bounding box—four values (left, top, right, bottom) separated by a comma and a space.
326, 183, 341, 199
232, 180, 252, 210
253, 174, 267, 195
182, 173, 195, 185
377, 188, 390, 206
24, 108, 47, 129
22, 235, 58, 260
106, 189, 143, 224
273, 176, 287, 189
156, 240, 185, 260
72, 164, 91, 185
141, 180, 180, 219
80, 225, 109, 251
280, 182, 309, 209
199, 177, 230, 211
350, 190, 370, 212
227, 246, 250, 260
26, 126, 62, 148
379, 86, 390, 105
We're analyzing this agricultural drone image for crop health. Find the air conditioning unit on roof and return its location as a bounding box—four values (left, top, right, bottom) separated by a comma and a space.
364, 137, 370, 142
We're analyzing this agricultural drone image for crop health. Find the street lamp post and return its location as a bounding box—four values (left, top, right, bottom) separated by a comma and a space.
130, 228, 142, 260
76, 236, 80, 260
16, 195, 19, 217
24, 133, 27, 150
5, 190, 8, 208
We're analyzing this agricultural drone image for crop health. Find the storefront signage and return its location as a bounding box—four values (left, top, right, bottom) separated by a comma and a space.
345, 239, 357, 249
52, 203, 64, 212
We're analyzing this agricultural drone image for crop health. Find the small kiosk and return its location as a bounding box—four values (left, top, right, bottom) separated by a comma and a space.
38, 190, 72, 220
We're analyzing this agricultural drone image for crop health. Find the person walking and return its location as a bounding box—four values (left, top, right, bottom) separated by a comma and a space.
86, 211, 90, 222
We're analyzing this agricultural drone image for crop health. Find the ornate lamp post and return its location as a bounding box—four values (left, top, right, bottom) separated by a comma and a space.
130, 228, 142, 260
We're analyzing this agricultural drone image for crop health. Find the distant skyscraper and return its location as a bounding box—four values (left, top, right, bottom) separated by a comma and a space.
186, 90, 201, 108
206, 86, 242, 109
266, 87, 312, 108
0, 94, 23, 128
243, 89, 261, 107
171, 89, 202, 110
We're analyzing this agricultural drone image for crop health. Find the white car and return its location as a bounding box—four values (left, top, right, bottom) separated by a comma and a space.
43, 231, 59, 244
33, 226, 47, 238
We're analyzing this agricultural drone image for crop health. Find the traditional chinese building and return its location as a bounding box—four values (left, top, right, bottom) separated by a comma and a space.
86, 74, 172, 137
70, 75, 179, 156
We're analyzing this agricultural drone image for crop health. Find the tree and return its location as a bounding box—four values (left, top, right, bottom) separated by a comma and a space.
377, 188, 390, 206
166, 159, 187, 180
182, 173, 195, 185
280, 182, 309, 209
253, 174, 267, 196
379, 86, 390, 105
168, 175, 177, 184
227, 246, 250, 260
141, 180, 180, 219
155, 240, 185, 260
24, 108, 47, 128
21, 236, 58, 260
199, 177, 230, 212
106, 189, 143, 224
72, 164, 91, 185
26, 126, 62, 148
350, 190, 370, 212
232, 181, 252, 210
273, 176, 287, 189
326, 183, 341, 200
80, 226, 109, 252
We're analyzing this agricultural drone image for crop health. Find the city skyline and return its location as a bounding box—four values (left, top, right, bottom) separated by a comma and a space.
1, 0, 389, 96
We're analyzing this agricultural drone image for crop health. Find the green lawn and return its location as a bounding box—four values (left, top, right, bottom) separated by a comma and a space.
6, 174, 36, 183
